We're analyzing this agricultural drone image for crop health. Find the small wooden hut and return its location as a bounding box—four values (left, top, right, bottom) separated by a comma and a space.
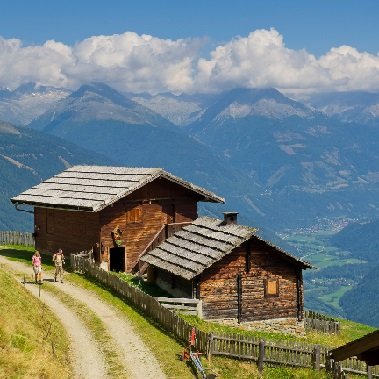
11, 165, 223, 272
140, 213, 311, 322
330, 329, 379, 366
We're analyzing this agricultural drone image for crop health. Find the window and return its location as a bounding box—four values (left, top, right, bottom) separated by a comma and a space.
126, 206, 143, 224
265, 278, 279, 297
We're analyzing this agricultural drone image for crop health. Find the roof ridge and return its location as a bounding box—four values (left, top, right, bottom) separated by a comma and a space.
189, 218, 256, 238
11, 165, 223, 211
182, 225, 245, 245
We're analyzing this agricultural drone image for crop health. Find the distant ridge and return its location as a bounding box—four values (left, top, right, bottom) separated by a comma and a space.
27, 83, 276, 230
0, 121, 114, 230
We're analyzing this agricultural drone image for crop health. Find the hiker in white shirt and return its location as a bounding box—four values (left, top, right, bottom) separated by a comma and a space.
53, 248, 65, 283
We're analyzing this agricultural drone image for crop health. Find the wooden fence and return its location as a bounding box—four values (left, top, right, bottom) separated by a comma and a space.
305, 310, 340, 334
71, 255, 378, 377
0, 231, 34, 247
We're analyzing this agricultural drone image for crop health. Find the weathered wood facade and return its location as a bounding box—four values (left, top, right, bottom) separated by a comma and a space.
199, 241, 303, 321
98, 179, 200, 271
11, 166, 223, 272
34, 207, 100, 255
141, 214, 310, 322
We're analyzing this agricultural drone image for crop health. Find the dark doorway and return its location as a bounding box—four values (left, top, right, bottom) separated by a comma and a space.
163, 203, 176, 224
110, 247, 125, 272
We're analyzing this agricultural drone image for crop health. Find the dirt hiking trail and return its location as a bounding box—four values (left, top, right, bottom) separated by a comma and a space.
0, 255, 167, 379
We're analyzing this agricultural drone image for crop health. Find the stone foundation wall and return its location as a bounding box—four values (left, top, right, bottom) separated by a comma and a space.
213, 317, 305, 336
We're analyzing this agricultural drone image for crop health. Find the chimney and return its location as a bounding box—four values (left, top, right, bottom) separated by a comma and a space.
223, 212, 239, 225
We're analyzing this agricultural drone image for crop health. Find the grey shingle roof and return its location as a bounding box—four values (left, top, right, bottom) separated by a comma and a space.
11, 165, 224, 211
140, 216, 311, 280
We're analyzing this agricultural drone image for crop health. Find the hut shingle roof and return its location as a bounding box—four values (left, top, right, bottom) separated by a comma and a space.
11, 165, 224, 211
140, 216, 311, 280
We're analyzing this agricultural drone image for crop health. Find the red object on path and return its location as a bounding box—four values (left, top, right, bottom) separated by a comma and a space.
181, 327, 217, 379
189, 327, 196, 346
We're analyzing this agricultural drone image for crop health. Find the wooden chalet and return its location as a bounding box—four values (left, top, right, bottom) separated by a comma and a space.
11, 165, 224, 272
140, 213, 311, 322
330, 329, 379, 367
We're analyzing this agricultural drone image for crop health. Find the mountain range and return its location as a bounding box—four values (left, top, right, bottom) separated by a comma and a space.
0, 83, 70, 126
26, 83, 283, 230
303, 91, 379, 125
1, 82, 378, 232
185, 88, 379, 228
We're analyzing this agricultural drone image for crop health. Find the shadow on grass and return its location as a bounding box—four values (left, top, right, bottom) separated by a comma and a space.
0, 247, 34, 263
0, 247, 63, 271
115, 272, 172, 298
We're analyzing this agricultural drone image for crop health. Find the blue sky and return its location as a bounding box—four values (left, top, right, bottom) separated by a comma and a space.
0, 1, 378, 94
2, 0, 377, 55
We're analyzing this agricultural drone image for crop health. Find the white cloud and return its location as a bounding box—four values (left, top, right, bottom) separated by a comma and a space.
318, 46, 379, 91
65, 32, 200, 94
0, 38, 75, 89
0, 29, 378, 94
195, 29, 329, 92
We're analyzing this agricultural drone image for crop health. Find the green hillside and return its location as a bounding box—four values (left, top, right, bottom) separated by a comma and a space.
330, 219, 379, 326
330, 219, 379, 262
0, 267, 72, 378
340, 263, 379, 327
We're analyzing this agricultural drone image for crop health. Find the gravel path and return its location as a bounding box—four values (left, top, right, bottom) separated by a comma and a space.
0, 256, 107, 379
29, 287, 108, 379
59, 282, 166, 379
0, 256, 167, 379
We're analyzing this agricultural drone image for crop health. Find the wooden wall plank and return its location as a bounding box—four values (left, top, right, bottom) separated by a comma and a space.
200, 241, 300, 321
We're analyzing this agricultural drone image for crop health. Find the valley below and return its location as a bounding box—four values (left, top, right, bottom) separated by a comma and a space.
281, 218, 377, 326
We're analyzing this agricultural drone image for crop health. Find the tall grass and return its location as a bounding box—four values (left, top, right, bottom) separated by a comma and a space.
0, 266, 72, 379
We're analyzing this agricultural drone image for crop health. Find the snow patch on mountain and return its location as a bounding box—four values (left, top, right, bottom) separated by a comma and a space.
132, 95, 203, 126
0, 86, 70, 125
0, 122, 20, 135
215, 98, 311, 121
0, 154, 38, 174
366, 104, 379, 117
65, 92, 149, 124
316, 104, 356, 116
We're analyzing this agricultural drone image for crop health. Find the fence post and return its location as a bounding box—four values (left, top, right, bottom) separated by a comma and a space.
334, 362, 345, 379
207, 333, 213, 362
325, 354, 332, 373
258, 339, 265, 374
368, 366, 373, 379
312, 345, 321, 370
197, 299, 203, 319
